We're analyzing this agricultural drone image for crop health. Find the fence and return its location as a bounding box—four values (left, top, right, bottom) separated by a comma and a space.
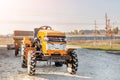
67, 36, 120, 40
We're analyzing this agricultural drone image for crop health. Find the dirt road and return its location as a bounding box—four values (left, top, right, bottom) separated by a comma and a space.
0, 47, 120, 80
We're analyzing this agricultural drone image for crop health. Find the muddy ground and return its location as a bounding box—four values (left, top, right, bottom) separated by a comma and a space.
0, 47, 120, 80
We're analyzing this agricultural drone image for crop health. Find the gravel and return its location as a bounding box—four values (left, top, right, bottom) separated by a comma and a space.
0, 47, 120, 80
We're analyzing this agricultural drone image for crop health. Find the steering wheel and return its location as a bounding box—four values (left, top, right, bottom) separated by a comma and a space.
39, 26, 52, 30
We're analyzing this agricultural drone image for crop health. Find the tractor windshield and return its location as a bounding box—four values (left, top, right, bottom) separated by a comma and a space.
44, 36, 66, 42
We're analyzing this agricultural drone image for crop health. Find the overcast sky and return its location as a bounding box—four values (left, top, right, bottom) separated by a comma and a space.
0, 0, 120, 34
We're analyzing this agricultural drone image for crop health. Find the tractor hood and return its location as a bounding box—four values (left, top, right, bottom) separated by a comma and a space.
38, 30, 65, 37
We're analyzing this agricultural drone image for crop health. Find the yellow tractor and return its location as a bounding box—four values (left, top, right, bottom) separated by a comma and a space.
21, 26, 78, 75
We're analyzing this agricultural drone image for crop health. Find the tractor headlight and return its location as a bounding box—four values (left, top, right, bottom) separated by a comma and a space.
64, 38, 67, 42
44, 37, 49, 41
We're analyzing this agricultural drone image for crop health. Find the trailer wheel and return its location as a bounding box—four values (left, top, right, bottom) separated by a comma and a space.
28, 51, 36, 76
15, 49, 19, 56
55, 62, 63, 67
67, 50, 78, 74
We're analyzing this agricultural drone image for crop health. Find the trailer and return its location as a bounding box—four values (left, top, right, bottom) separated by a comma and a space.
13, 30, 33, 56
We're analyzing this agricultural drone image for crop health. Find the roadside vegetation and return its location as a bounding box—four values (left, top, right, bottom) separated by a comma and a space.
67, 40, 120, 51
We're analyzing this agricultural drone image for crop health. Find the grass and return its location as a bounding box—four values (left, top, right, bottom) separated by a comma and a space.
67, 40, 120, 51
82, 44, 120, 51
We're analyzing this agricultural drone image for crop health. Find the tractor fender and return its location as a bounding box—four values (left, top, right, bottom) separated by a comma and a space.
67, 48, 76, 53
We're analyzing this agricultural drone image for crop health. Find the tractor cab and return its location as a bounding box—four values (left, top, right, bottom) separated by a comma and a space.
35, 26, 67, 56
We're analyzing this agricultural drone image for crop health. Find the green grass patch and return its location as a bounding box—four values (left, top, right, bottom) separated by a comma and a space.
67, 40, 120, 51
79, 44, 120, 51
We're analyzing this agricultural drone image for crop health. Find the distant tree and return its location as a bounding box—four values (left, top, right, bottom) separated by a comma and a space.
74, 30, 79, 35
113, 27, 119, 34
105, 27, 113, 36
69, 31, 74, 35
71, 31, 74, 34
79, 30, 84, 35
96, 30, 100, 34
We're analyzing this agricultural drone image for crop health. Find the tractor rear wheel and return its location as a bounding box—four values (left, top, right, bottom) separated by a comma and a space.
21, 45, 27, 68
28, 51, 36, 76
67, 50, 78, 74
21, 55, 27, 68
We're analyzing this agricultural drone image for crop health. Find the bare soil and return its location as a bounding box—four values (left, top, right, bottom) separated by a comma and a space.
0, 47, 120, 80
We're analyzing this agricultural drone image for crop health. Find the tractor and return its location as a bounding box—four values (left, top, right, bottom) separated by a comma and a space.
20, 26, 78, 75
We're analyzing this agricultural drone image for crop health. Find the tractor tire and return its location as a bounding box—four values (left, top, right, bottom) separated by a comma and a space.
67, 50, 78, 74
15, 49, 19, 56
28, 51, 36, 76
55, 62, 63, 67
21, 55, 27, 68
21, 45, 27, 68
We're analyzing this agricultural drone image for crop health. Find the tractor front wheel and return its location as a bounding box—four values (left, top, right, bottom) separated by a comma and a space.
27, 51, 36, 75
67, 50, 78, 74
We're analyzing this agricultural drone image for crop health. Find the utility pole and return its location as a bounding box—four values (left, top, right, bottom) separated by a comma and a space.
94, 20, 97, 47
95, 20, 97, 36
105, 13, 108, 36
105, 13, 112, 48
105, 13, 108, 30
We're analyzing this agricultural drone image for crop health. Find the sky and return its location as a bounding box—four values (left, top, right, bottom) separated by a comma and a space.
0, 0, 120, 35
